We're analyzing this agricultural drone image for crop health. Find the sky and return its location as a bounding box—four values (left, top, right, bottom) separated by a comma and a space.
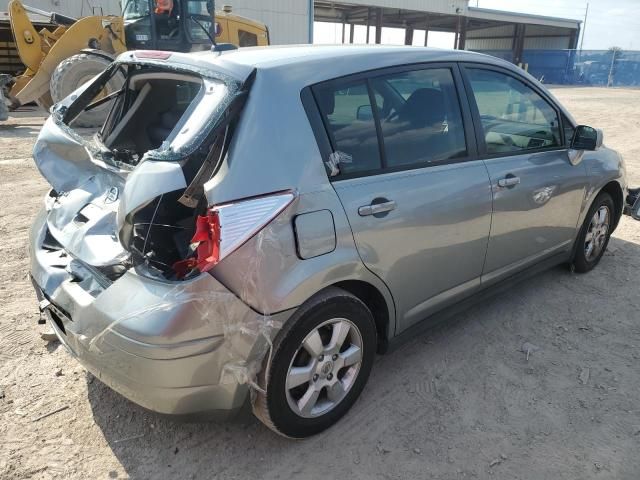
314, 0, 640, 50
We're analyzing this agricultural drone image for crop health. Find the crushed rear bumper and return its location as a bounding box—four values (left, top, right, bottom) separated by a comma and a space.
29, 207, 291, 417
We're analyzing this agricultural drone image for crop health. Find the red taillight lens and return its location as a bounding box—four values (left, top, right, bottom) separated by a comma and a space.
173, 191, 294, 279
172, 210, 220, 278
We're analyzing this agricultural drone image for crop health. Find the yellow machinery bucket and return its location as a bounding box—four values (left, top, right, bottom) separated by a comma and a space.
6, 0, 125, 109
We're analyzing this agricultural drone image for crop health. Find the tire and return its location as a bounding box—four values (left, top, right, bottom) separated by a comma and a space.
50, 53, 120, 128
253, 287, 377, 438
572, 192, 615, 273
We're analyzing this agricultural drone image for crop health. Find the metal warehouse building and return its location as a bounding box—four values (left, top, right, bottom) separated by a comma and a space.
1, 0, 581, 72
227, 0, 580, 66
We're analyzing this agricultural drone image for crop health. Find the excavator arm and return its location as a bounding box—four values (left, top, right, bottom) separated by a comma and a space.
4, 0, 126, 110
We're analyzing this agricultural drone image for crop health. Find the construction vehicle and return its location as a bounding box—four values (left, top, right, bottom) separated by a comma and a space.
0, 0, 269, 125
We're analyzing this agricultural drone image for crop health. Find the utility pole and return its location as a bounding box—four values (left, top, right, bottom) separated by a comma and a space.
579, 2, 589, 52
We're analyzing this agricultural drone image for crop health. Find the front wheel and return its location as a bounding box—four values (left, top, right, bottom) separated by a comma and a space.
253, 288, 376, 438
572, 192, 614, 273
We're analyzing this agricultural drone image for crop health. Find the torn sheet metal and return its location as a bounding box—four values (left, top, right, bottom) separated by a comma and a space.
29, 50, 287, 412
105, 228, 284, 390
31, 206, 291, 413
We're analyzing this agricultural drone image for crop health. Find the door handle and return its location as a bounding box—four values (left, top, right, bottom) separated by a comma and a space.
498, 175, 520, 188
358, 200, 396, 216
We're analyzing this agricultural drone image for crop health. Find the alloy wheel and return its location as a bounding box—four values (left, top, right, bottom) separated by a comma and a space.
285, 318, 363, 418
584, 205, 610, 262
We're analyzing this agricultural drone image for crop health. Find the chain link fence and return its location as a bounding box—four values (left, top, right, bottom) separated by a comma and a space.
471, 49, 640, 87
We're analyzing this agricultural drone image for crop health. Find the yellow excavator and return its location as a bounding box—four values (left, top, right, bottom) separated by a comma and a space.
0, 0, 269, 125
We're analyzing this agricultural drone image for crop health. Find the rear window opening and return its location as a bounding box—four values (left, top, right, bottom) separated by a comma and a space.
53, 60, 254, 281
100, 72, 203, 163
60, 62, 230, 168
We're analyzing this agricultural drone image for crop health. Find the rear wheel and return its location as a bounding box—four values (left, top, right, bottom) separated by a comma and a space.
253, 287, 376, 438
50, 53, 120, 128
572, 192, 614, 273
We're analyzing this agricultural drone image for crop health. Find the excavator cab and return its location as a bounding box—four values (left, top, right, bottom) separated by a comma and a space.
124, 0, 268, 51
123, 0, 215, 52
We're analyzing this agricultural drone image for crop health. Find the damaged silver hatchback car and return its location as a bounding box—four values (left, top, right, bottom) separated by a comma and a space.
30, 45, 633, 438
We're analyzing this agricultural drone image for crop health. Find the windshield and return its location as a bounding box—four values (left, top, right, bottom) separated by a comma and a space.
186, 0, 215, 42
122, 0, 150, 21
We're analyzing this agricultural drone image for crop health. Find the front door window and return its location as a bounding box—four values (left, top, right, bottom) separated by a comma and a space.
466, 68, 561, 154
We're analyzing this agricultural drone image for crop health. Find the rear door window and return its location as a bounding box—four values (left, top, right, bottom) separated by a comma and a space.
314, 80, 383, 176
370, 67, 467, 168
465, 68, 561, 154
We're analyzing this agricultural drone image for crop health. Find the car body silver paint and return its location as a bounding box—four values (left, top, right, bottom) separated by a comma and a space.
331, 161, 493, 331
211, 186, 397, 337
481, 150, 588, 281
574, 147, 627, 229
294, 210, 336, 259
33, 116, 106, 193
28, 45, 629, 418
117, 160, 187, 221
30, 208, 294, 414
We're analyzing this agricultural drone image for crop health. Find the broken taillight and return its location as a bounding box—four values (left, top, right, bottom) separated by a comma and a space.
173, 191, 294, 279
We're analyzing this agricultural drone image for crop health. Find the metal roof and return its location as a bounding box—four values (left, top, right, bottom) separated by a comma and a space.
467, 7, 581, 30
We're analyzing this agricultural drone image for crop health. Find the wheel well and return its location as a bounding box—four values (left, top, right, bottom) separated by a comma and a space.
601, 181, 624, 230
333, 280, 390, 353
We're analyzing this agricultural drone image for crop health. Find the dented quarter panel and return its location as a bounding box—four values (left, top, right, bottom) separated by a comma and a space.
211, 186, 397, 339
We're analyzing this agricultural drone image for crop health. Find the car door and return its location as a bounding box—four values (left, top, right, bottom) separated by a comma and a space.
312, 64, 493, 332
461, 65, 588, 284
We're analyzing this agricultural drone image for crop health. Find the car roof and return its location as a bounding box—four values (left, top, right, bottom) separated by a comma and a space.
184, 44, 513, 84
121, 44, 570, 122
206, 44, 479, 67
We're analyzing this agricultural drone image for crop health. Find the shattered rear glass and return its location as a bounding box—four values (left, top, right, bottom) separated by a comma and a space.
54, 56, 241, 167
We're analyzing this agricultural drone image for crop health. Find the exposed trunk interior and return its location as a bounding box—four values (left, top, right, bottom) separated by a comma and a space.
51, 62, 248, 281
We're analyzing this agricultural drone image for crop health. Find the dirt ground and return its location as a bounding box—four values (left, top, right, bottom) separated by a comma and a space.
1, 87, 639, 480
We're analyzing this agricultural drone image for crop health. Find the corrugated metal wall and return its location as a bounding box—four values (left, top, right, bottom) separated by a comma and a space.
523, 36, 572, 50
466, 23, 573, 52
466, 25, 514, 50
0, 0, 121, 17
224, 0, 311, 45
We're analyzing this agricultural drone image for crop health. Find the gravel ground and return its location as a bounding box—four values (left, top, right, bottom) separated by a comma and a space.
1, 88, 639, 480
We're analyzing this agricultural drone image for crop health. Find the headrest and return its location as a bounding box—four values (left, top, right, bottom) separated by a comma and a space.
316, 88, 335, 116
400, 88, 446, 127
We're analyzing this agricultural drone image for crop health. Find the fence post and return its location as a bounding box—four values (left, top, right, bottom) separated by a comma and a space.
607, 50, 617, 87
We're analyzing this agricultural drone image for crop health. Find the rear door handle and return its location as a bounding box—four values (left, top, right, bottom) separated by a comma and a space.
358, 200, 396, 216
498, 176, 520, 188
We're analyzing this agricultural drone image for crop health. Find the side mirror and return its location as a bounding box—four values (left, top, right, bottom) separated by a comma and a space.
356, 105, 373, 121
571, 125, 603, 151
